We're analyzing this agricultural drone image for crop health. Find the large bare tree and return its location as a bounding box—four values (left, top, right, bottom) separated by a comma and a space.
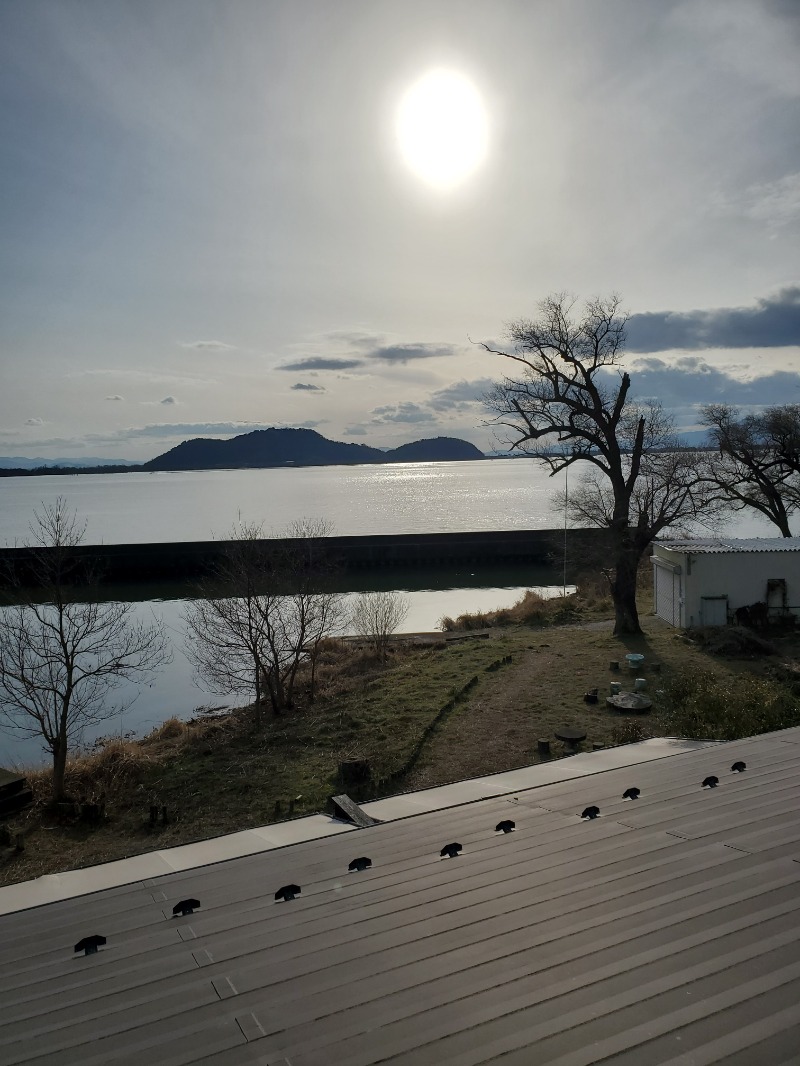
184, 520, 344, 722
0, 500, 170, 802
483, 294, 716, 634
701, 404, 800, 537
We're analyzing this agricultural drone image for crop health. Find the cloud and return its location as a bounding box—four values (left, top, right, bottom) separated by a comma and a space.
369, 343, 458, 363
160, 396, 177, 405
99, 420, 328, 441
618, 358, 800, 409
714, 171, 800, 228
370, 402, 436, 424
24, 417, 44, 425
345, 425, 368, 435
12, 422, 327, 453
105, 394, 124, 401
120, 421, 276, 439
323, 331, 385, 349
429, 378, 496, 411
75, 368, 217, 386
291, 383, 325, 392
180, 340, 236, 351
627, 286, 800, 351
278, 357, 364, 371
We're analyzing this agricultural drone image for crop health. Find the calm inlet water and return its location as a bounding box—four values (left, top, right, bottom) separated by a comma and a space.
0, 459, 778, 767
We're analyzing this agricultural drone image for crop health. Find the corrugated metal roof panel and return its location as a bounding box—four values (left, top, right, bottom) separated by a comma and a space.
2, 730, 800, 1064
656, 537, 800, 554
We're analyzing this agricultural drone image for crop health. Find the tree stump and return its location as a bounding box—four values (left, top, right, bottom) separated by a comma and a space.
338, 760, 371, 787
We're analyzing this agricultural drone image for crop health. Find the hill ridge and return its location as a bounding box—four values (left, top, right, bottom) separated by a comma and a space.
142, 427, 484, 471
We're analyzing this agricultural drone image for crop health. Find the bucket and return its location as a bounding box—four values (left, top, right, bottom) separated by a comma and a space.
610, 681, 622, 695
634, 677, 647, 692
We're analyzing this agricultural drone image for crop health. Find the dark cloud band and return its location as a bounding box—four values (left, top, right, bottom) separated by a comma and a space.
279, 357, 364, 371
628, 286, 800, 352
370, 343, 458, 362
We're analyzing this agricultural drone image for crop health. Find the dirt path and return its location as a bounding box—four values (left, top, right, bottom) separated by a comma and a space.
403, 616, 679, 790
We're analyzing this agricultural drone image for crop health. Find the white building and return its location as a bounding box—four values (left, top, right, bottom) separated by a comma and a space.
651, 538, 800, 628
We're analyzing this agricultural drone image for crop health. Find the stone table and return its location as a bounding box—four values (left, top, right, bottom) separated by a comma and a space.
555, 726, 588, 755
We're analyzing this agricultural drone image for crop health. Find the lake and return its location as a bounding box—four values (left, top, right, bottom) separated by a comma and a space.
0, 459, 563, 545
0, 459, 779, 767
0, 458, 778, 546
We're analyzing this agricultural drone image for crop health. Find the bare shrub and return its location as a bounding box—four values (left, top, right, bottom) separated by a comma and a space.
349, 592, 410, 661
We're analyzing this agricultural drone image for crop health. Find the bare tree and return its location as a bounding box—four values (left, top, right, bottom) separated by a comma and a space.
483, 294, 717, 634
349, 591, 410, 660
701, 404, 800, 537
184, 520, 344, 721
0, 500, 170, 802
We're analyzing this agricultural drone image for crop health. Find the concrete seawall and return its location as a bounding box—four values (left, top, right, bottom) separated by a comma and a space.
0, 527, 609, 588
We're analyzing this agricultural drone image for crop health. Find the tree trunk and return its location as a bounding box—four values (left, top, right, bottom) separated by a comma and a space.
253, 666, 263, 729
51, 735, 69, 803
265, 669, 285, 715
611, 543, 643, 636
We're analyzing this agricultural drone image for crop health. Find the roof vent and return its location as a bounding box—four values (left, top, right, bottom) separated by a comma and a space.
74, 935, 106, 957
440, 842, 462, 858
348, 856, 372, 872
495, 819, 516, 833
172, 899, 201, 917
731, 761, 747, 773
623, 788, 640, 800
275, 884, 301, 902
702, 776, 719, 789
581, 806, 600, 820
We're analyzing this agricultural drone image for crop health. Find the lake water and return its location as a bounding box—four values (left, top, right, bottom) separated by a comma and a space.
0, 460, 561, 545
0, 458, 778, 546
0, 459, 779, 767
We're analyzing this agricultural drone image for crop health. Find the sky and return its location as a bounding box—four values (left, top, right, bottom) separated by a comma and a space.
1, 0, 798, 462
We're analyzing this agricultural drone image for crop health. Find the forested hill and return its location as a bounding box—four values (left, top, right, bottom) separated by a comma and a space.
142, 428, 484, 471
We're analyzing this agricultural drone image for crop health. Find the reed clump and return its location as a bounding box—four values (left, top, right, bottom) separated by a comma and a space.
438, 589, 585, 632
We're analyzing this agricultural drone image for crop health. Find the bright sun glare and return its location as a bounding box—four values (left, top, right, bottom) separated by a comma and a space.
396, 69, 488, 190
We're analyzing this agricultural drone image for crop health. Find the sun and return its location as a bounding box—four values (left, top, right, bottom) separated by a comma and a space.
395, 69, 488, 190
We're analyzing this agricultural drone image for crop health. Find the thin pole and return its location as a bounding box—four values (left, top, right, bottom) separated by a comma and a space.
563, 462, 568, 597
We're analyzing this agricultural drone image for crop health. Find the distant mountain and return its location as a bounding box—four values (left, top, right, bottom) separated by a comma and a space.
143, 428, 484, 471
388, 437, 485, 463
0, 456, 138, 470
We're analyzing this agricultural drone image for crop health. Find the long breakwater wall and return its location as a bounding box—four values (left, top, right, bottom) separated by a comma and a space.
0, 528, 609, 588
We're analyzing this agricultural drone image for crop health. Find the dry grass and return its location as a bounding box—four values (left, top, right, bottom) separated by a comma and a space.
438, 575, 616, 633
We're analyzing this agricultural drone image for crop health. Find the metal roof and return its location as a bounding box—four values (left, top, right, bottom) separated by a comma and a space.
2, 728, 800, 1064
657, 537, 800, 554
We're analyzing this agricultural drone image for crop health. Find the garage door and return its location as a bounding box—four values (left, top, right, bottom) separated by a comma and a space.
654, 562, 681, 626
